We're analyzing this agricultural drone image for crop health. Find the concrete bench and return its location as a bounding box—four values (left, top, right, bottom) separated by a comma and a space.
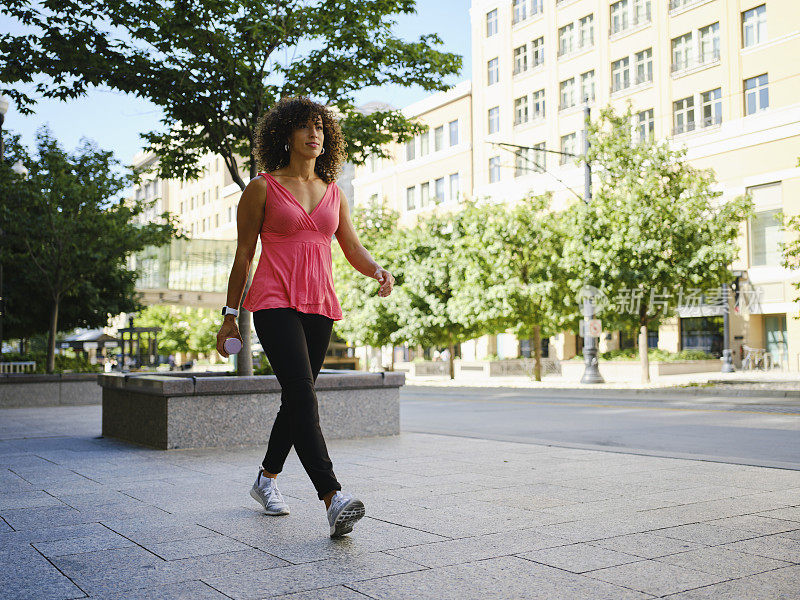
98, 370, 404, 450
0, 373, 101, 408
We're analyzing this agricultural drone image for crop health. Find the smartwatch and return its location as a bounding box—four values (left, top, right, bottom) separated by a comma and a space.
221, 306, 239, 317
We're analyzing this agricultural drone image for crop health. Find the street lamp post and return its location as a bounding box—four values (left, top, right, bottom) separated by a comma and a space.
579, 102, 604, 384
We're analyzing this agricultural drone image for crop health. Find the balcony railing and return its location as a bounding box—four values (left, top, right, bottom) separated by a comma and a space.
672, 120, 696, 135
701, 114, 722, 127
669, 0, 705, 12
609, 15, 652, 36
557, 42, 593, 58
671, 48, 721, 73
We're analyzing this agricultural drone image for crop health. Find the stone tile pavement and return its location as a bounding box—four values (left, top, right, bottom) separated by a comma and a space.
1, 405, 799, 599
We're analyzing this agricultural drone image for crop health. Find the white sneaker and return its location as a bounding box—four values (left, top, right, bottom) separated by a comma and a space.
249, 470, 290, 515
326, 491, 365, 537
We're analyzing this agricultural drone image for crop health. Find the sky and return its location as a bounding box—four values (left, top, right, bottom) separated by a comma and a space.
0, 1, 471, 168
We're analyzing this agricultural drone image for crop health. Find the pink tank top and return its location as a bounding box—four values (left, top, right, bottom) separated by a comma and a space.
241, 172, 343, 321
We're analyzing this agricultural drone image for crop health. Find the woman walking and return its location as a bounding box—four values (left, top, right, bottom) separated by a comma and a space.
216, 97, 394, 538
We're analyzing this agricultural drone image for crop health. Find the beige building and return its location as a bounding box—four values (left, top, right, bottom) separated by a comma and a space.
353, 0, 800, 372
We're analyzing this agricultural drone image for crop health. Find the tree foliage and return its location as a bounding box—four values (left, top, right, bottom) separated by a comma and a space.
0, 126, 180, 372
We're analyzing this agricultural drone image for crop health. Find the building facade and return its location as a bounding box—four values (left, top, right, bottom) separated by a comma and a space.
352, 0, 800, 372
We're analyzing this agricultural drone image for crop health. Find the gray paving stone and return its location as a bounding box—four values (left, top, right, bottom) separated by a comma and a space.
33, 528, 135, 557
517, 542, 645, 573
593, 532, 707, 558
348, 555, 651, 600
104, 518, 220, 546
383, 528, 571, 568
662, 565, 800, 599
0, 543, 86, 600
0, 490, 65, 510
585, 559, 730, 596
1, 504, 91, 530
204, 552, 425, 599
0, 517, 11, 533
722, 533, 800, 562
272, 585, 375, 599
755, 505, 800, 522
655, 546, 791, 577
90, 579, 230, 599
654, 522, 763, 546
705, 514, 800, 535
146, 535, 253, 560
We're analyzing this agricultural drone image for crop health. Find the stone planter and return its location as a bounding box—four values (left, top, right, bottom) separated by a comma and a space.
560, 359, 722, 381
98, 370, 404, 450
0, 373, 101, 408
396, 359, 561, 377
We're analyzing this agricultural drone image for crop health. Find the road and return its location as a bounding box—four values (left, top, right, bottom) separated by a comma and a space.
400, 386, 800, 470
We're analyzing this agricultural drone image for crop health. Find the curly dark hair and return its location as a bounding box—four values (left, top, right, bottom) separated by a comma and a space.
253, 96, 346, 184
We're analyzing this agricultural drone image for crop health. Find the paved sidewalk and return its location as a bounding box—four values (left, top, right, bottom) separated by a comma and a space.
1, 405, 799, 599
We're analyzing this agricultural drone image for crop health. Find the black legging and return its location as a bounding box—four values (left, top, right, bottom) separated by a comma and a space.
252, 307, 342, 501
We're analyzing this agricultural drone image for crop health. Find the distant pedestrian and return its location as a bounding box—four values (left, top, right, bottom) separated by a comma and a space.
168, 354, 175, 371
215, 97, 394, 538
441, 347, 451, 362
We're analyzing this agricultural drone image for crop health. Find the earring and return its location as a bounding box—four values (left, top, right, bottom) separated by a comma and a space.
320, 146, 325, 155
284, 144, 289, 152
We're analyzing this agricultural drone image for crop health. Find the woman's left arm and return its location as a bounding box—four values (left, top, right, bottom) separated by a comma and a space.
334, 186, 395, 297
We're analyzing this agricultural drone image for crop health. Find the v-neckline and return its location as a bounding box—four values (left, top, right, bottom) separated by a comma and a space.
263, 172, 333, 218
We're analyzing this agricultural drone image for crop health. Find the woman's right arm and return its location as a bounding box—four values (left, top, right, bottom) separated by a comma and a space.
217, 176, 267, 357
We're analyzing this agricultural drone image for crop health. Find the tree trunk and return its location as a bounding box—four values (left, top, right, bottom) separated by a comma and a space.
639, 325, 650, 383
237, 260, 255, 376
390, 345, 395, 371
533, 325, 542, 382
47, 295, 59, 374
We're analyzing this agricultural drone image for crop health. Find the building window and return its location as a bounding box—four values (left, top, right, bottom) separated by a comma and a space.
531, 0, 543, 15
179, 201, 184, 213
673, 96, 695, 134
636, 108, 654, 140
699, 22, 720, 64
487, 57, 499, 85
671, 33, 693, 72
579, 14, 594, 48
514, 148, 531, 177
751, 209, 783, 266
531, 36, 544, 67
228, 206, 232, 222
532, 142, 546, 172
406, 186, 416, 210
190, 196, 194, 210
489, 156, 501, 183
681, 316, 723, 357
488, 106, 500, 134
486, 8, 498, 36
560, 133, 576, 165
512, 0, 526, 24
420, 182, 430, 208
610, 0, 629, 35
449, 173, 459, 201
633, 0, 651, 25
558, 23, 574, 56
405, 138, 415, 161
449, 119, 459, 145
611, 56, 630, 92
215, 186, 219, 200
513, 44, 528, 75
580, 70, 595, 103
434, 125, 444, 151
215, 214, 219, 228
744, 73, 769, 114
419, 131, 429, 156
434, 177, 445, 203
514, 96, 528, 125
742, 4, 766, 48
532, 89, 545, 120
700, 88, 722, 127
559, 78, 576, 110
634, 48, 653, 84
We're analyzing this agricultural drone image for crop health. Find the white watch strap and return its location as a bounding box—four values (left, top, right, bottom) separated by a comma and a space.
224, 306, 239, 316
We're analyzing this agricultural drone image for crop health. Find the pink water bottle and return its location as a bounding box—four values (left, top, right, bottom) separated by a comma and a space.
223, 337, 242, 354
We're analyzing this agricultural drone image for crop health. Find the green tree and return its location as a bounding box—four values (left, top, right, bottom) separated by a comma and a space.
780, 157, 800, 306
135, 304, 218, 358
451, 195, 576, 381
0, 126, 179, 372
391, 209, 485, 379
1, 0, 462, 374
333, 198, 403, 370
562, 105, 753, 382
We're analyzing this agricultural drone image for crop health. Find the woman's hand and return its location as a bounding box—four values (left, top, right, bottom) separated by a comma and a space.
373, 267, 395, 297
216, 318, 242, 358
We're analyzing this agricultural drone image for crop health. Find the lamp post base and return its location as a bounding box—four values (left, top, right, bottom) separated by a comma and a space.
581, 349, 605, 384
